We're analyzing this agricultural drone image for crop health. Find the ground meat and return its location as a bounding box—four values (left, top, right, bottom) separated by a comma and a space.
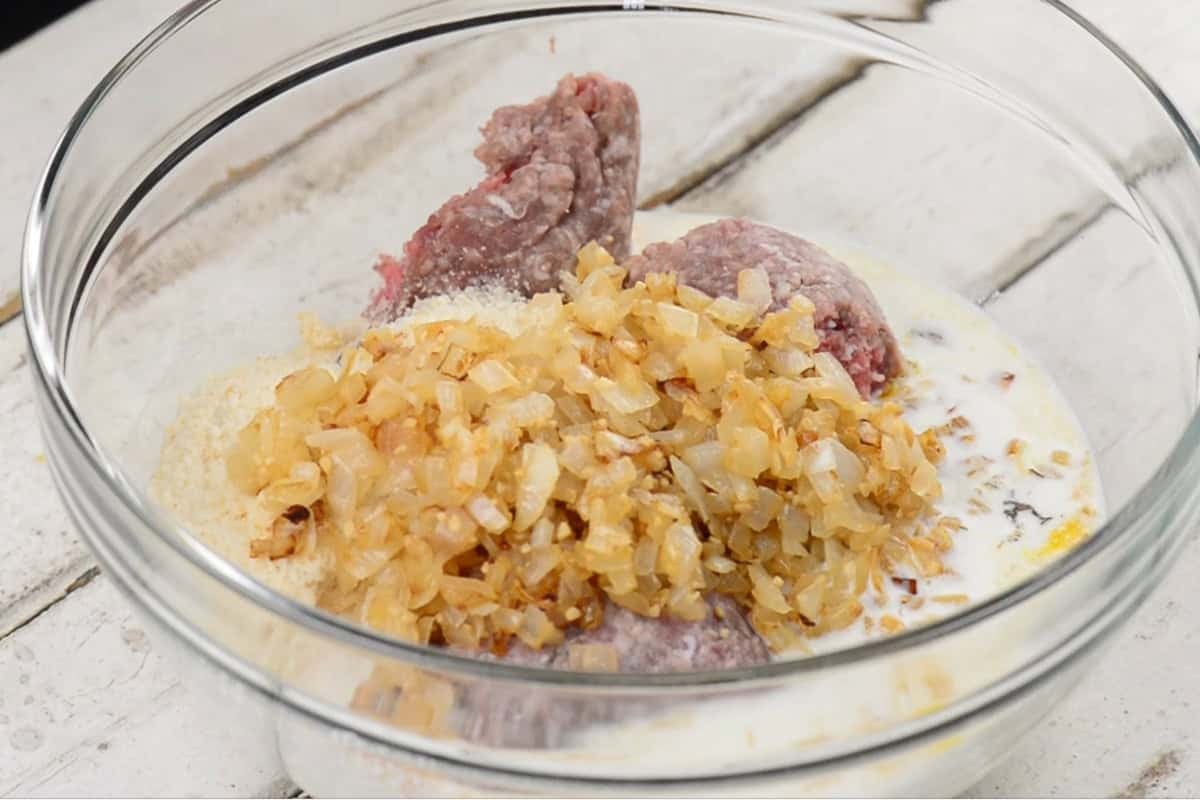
454, 597, 770, 748
624, 218, 902, 396
366, 73, 641, 322
495, 596, 768, 674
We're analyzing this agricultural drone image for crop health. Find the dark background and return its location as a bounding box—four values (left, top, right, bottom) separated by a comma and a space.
1, 2, 92, 52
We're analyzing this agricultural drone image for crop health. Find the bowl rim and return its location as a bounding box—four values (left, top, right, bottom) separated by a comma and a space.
21, 0, 1200, 690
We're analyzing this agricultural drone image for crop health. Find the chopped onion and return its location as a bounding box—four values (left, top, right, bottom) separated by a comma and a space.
749, 563, 792, 614
466, 494, 510, 533
594, 376, 658, 414
659, 522, 702, 587
468, 359, 520, 393
513, 443, 560, 531
725, 426, 771, 479
707, 296, 757, 329
737, 268, 773, 314
516, 605, 563, 648
669, 455, 711, 522
230, 238, 949, 655
657, 302, 700, 338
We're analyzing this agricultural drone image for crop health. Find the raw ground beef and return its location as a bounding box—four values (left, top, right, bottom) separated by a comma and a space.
624, 218, 902, 396
454, 596, 770, 748
367, 73, 640, 322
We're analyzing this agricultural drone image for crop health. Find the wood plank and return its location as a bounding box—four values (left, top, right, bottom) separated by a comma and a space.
0, 0, 171, 323
1076, 0, 1200, 114
968, 522, 1200, 797
963, 206, 1200, 795
669, 0, 1200, 302
2, 2, 900, 308
0, 324, 92, 638
0, 575, 293, 798
982, 208, 1199, 510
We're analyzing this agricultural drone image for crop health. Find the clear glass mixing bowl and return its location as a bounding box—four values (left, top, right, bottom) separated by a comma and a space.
23, 1, 1200, 796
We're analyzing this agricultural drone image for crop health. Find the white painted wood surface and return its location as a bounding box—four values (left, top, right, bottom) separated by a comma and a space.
973, 209, 1200, 796
0, 0, 170, 321
1, 0, 1199, 797
0, 574, 293, 798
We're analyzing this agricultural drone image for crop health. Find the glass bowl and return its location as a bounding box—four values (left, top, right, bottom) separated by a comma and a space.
23, 1, 1200, 796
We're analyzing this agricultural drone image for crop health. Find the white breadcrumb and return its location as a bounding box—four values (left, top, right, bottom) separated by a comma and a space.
388, 284, 528, 339
149, 287, 529, 601
150, 353, 331, 602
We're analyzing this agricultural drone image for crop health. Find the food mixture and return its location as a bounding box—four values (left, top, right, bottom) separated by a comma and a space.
150, 73, 1103, 749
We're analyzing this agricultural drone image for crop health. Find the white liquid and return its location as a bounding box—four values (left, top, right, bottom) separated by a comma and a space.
636, 210, 1103, 651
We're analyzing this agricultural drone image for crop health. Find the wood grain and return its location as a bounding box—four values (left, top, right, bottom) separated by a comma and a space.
4, 4, 886, 311
666, 0, 1200, 302
984, 209, 1199, 509
0, 325, 92, 639
0, 575, 293, 798
0, 0, 169, 321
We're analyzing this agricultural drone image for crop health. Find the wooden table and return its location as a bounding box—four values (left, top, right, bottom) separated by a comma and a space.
1, 2, 1197, 796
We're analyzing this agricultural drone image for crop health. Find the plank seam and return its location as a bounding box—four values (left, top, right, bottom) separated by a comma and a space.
0, 565, 100, 643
